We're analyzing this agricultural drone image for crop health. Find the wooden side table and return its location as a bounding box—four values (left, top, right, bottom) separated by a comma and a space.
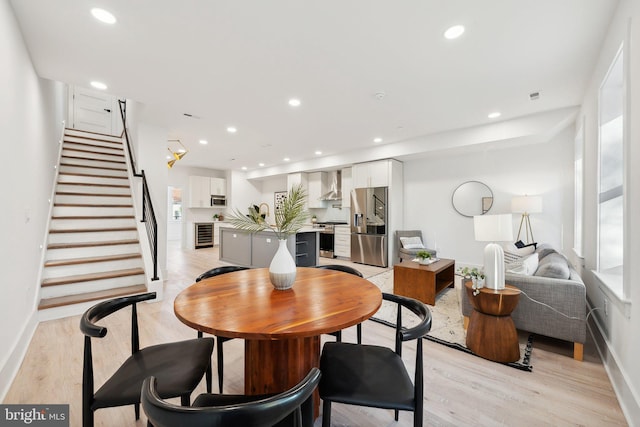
393, 259, 455, 305
464, 281, 521, 363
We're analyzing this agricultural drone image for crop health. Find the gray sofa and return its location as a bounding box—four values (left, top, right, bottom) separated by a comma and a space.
461, 244, 587, 360
395, 230, 437, 263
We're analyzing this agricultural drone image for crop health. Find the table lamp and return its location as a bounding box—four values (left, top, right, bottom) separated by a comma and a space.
474, 214, 513, 290
511, 195, 542, 245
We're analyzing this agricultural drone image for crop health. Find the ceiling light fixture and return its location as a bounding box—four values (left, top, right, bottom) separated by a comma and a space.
199, 140, 208, 145
91, 8, 117, 24
288, 98, 301, 107
259, 163, 265, 167
315, 151, 322, 155
488, 112, 501, 119
90, 81, 107, 90
241, 166, 248, 171
283, 157, 291, 162
167, 139, 188, 168
444, 25, 465, 40
373, 137, 383, 143
227, 127, 237, 133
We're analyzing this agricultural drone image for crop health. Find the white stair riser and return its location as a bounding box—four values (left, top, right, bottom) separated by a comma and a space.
40, 275, 146, 299
64, 132, 123, 144
58, 174, 129, 186
42, 258, 144, 279
46, 243, 141, 260
58, 165, 128, 178
48, 230, 139, 244
52, 206, 135, 216
61, 154, 126, 169
55, 194, 133, 205
56, 184, 131, 196
50, 218, 136, 229
63, 141, 124, 156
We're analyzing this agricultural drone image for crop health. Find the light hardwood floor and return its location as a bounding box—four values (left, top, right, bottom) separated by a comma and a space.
3, 241, 627, 426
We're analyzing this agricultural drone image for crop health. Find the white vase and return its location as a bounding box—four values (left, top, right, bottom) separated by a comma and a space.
269, 239, 297, 290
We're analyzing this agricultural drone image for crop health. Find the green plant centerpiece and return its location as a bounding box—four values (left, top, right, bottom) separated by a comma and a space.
414, 250, 434, 265
227, 184, 309, 290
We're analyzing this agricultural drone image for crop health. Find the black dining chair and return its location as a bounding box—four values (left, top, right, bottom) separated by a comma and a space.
313, 264, 364, 344
318, 292, 432, 427
80, 292, 214, 427
142, 368, 321, 427
195, 265, 251, 393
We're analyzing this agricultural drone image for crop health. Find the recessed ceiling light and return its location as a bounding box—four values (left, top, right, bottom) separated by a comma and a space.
166, 155, 172, 160
283, 157, 291, 162
444, 25, 465, 40
91, 8, 116, 24
199, 140, 208, 145
259, 162, 265, 167
373, 137, 383, 143
90, 81, 107, 90
315, 151, 322, 155
488, 112, 501, 119
241, 166, 247, 171
288, 98, 301, 107
227, 127, 237, 133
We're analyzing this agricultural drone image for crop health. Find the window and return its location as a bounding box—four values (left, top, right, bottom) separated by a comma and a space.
597, 45, 624, 296
574, 120, 584, 257
169, 187, 183, 221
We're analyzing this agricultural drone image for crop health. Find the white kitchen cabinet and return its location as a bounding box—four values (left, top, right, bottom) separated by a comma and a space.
210, 177, 226, 196
352, 160, 390, 188
307, 171, 328, 208
287, 172, 309, 210
213, 222, 223, 246
189, 176, 210, 208
189, 176, 226, 207
334, 225, 351, 258
341, 167, 352, 208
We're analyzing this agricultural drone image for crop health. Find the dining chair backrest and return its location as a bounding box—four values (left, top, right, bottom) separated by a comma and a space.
142, 368, 321, 427
313, 264, 363, 277
195, 265, 250, 282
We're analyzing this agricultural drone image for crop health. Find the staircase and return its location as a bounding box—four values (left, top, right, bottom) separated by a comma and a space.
38, 128, 148, 315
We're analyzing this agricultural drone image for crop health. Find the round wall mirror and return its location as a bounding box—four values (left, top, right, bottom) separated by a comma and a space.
451, 181, 493, 217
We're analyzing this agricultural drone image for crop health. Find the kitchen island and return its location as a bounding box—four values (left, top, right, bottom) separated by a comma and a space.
219, 227, 320, 267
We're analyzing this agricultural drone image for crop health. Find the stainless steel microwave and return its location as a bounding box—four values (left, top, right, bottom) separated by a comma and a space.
211, 195, 226, 206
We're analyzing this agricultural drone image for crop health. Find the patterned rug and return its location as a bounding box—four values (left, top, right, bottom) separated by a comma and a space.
366, 270, 533, 371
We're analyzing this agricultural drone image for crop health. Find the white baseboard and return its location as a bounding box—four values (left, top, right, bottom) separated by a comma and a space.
0, 311, 38, 402
588, 304, 640, 427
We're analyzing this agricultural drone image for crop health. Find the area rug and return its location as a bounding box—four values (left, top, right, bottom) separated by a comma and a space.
366, 270, 533, 371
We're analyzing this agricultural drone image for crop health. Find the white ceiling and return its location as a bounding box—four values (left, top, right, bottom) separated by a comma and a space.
10, 0, 618, 176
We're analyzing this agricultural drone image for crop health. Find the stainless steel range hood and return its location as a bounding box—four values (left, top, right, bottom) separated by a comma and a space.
320, 170, 342, 201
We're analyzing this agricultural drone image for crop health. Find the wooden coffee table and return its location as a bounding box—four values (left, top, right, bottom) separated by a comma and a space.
393, 258, 455, 305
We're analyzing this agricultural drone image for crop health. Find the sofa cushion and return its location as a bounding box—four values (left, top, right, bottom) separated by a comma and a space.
535, 243, 557, 260
399, 236, 425, 249
534, 252, 571, 279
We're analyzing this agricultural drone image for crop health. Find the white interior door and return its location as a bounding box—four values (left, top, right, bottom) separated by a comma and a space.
70, 86, 119, 135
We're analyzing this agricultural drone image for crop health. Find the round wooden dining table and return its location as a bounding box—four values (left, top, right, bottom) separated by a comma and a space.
174, 267, 382, 398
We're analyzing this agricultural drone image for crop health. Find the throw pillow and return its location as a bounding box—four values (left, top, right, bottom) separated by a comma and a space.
399, 236, 425, 249
534, 243, 557, 260
506, 253, 539, 275
534, 253, 571, 279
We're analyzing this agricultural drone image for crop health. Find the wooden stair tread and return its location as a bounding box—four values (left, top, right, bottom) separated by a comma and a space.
56, 181, 129, 188
38, 284, 147, 310
60, 162, 127, 175
52, 215, 135, 220
50, 227, 136, 233
64, 130, 124, 142
54, 203, 133, 208
55, 191, 131, 197
42, 268, 145, 287
61, 154, 125, 164
45, 253, 142, 267
58, 171, 128, 180
48, 239, 139, 249
63, 140, 124, 151
62, 147, 124, 157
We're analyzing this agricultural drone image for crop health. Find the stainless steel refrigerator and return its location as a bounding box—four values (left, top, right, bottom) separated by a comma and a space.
351, 187, 388, 267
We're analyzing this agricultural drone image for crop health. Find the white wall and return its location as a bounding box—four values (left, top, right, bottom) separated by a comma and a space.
577, 0, 640, 423
0, 0, 66, 399
403, 128, 574, 267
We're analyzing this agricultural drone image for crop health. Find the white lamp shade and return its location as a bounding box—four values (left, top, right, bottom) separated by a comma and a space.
511, 196, 542, 214
474, 214, 513, 242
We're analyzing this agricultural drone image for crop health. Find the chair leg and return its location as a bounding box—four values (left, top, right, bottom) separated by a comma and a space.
335, 330, 342, 342
395, 409, 399, 421
206, 360, 212, 393
135, 403, 140, 420
356, 323, 362, 344
217, 337, 225, 393
181, 394, 190, 406
82, 408, 93, 427
322, 400, 331, 427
